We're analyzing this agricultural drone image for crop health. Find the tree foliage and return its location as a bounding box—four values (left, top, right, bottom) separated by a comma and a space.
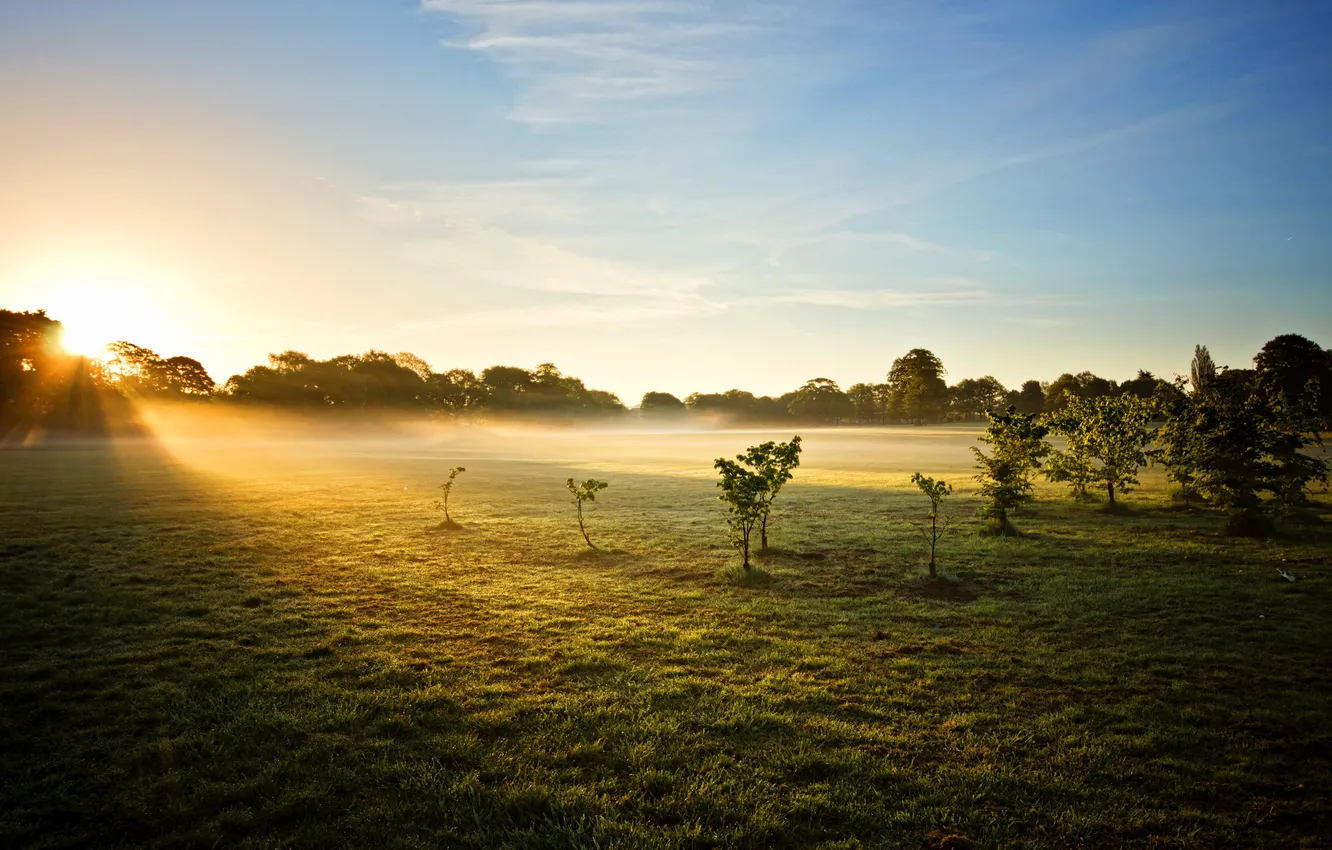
737, 435, 803, 550
972, 407, 1050, 534
639, 391, 686, 416
566, 478, 609, 548
1190, 344, 1217, 394
1046, 394, 1157, 505
846, 383, 881, 423
885, 348, 948, 424
949, 376, 1007, 422
1009, 380, 1046, 415
434, 466, 466, 527
908, 473, 952, 578
1155, 370, 1328, 535
713, 458, 768, 569
787, 378, 853, 424
103, 342, 216, 398
1254, 333, 1331, 429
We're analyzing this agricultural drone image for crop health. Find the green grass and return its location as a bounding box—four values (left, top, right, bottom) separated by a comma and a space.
2, 423, 1330, 848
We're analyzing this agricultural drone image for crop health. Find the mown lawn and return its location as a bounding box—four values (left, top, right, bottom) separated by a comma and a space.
1, 423, 1329, 848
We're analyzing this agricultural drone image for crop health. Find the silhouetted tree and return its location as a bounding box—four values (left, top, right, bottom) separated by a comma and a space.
1189, 345, 1216, 394
1010, 380, 1046, 415
787, 378, 853, 424
1119, 370, 1166, 401
640, 391, 686, 415
686, 389, 788, 423
1254, 333, 1330, 428
103, 342, 215, 398
1, 310, 66, 434
430, 368, 485, 412
434, 466, 466, 528
847, 383, 880, 423
1155, 370, 1327, 534
1044, 371, 1116, 413
950, 376, 1007, 421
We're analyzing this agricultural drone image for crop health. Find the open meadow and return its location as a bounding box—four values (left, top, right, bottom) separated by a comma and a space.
2, 419, 1331, 848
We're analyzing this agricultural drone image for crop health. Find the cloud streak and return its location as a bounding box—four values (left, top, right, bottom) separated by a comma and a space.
423, 0, 869, 124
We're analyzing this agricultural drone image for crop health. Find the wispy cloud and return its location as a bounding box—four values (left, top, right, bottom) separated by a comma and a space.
400, 294, 724, 330
423, 0, 873, 124
744, 283, 988, 310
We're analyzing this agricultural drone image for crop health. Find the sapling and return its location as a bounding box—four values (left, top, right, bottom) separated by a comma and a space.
714, 458, 769, 569
908, 473, 952, 578
1046, 395, 1157, 507
739, 435, 803, 550
434, 466, 466, 527
972, 407, 1050, 535
566, 478, 608, 548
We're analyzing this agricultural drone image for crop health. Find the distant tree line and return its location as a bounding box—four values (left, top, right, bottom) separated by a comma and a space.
4, 307, 1330, 442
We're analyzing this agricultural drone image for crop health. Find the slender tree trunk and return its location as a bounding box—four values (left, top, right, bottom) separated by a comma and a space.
444, 494, 451, 524
742, 524, 751, 569
760, 513, 769, 551
577, 503, 593, 547
1107, 481, 1116, 506
928, 515, 937, 578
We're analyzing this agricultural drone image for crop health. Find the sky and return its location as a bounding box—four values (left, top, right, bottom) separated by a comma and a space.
2, 0, 1330, 403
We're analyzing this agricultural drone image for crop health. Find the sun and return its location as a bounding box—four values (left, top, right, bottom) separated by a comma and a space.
19, 264, 180, 359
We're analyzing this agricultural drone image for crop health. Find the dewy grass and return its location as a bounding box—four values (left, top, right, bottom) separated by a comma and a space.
1, 426, 1330, 849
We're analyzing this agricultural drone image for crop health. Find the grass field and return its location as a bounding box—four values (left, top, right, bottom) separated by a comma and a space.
2, 418, 1330, 848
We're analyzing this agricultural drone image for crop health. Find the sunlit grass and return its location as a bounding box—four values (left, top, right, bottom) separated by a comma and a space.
2, 422, 1329, 848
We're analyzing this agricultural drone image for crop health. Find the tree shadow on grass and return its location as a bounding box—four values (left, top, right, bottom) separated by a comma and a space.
719, 563, 775, 587
0, 439, 491, 849
905, 574, 979, 603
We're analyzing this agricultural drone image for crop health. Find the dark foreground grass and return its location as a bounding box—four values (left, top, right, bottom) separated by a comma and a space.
2, 429, 1331, 849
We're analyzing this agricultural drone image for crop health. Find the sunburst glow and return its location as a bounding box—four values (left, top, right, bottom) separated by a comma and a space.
18, 263, 180, 359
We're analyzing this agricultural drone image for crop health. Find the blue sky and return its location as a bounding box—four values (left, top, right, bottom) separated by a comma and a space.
1, 0, 1329, 401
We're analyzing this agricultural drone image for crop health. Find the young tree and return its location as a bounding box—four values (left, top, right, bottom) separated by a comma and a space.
1047, 395, 1157, 506
972, 407, 1051, 534
738, 435, 803, 550
908, 473, 952, 578
714, 459, 768, 569
434, 466, 466, 527
1155, 371, 1328, 535
566, 478, 608, 548
1043, 400, 1098, 500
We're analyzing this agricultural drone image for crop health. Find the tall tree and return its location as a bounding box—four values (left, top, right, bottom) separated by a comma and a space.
1254, 334, 1330, 428
885, 348, 948, 424
787, 378, 854, 424
1190, 344, 1216, 393
640, 391, 686, 415
1011, 380, 1046, 415
846, 383, 881, 423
